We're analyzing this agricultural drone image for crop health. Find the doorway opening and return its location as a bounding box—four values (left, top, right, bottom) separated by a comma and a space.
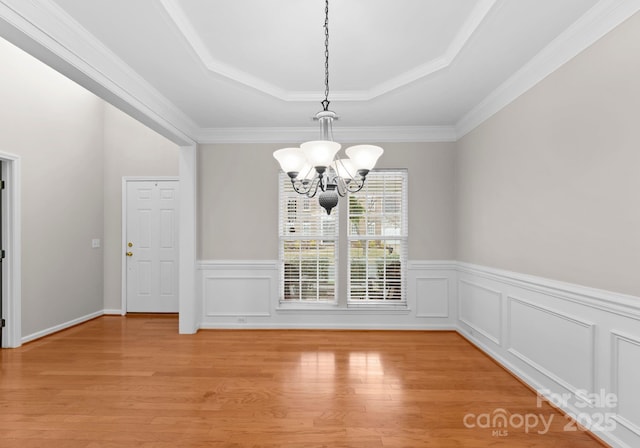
0, 153, 21, 348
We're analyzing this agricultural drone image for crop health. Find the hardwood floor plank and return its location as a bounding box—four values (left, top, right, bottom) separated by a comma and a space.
0, 316, 607, 447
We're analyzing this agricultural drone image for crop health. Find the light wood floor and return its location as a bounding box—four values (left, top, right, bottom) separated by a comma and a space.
1, 316, 605, 447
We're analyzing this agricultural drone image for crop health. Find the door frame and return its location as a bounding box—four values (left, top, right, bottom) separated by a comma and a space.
0, 151, 21, 348
121, 176, 180, 315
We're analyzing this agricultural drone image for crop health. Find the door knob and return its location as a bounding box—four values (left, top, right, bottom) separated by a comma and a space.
126, 252, 133, 257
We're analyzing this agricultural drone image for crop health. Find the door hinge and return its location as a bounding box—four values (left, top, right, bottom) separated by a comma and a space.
1, 319, 5, 328
0, 180, 5, 190
0, 250, 5, 259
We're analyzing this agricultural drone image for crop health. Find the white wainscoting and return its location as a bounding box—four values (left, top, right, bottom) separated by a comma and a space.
195, 259, 640, 447
456, 262, 640, 448
198, 260, 457, 330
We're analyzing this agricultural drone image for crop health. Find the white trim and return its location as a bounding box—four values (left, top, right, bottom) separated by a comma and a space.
408, 260, 458, 270
275, 307, 412, 315
178, 144, 198, 334
122, 176, 180, 182
21, 310, 103, 344
159, 0, 496, 102
121, 177, 181, 316
0, 152, 21, 348
0, 0, 197, 145
1, 0, 637, 147
120, 179, 126, 316
457, 262, 640, 320
197, 260, 278, 271
103, 309, 122, 315
455, 0, 640, 138
199, 322, 455, 331
196, 125, 458, 144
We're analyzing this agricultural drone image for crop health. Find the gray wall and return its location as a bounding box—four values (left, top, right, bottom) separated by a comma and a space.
198, 142, 456, 261
102, 103, 179, 311
0, 38, 105, 336
1, 36, 179, 336
456, 12, 640, 297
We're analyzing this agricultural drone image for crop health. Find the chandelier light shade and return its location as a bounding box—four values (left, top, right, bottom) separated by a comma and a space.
272, 148, 307, 174
272, 0, 383, 215
345, 145, 385, 171
300, 141, 342, 168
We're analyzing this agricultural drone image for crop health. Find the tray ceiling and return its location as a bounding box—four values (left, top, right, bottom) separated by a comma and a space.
3, 0, 634, 142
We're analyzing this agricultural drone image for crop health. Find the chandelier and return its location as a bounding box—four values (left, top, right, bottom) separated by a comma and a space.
273, 0, 383, 215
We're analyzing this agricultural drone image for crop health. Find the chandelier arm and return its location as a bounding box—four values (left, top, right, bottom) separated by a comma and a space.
306, 177, 321, 198
344, 178, 366, 194
291, 179, 313, 195
334, 176, 348, 197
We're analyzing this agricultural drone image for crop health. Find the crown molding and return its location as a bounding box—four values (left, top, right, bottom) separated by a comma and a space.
2, 0, 635, 147
160, 0, 496, 102
196, 125, 457, 144
455, 0, 640, 139
0, 0, 198, 145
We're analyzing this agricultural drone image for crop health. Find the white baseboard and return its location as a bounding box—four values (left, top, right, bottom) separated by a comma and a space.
199, 322, 457, 331
103, 309, 123, 315
21, 310, 104, 344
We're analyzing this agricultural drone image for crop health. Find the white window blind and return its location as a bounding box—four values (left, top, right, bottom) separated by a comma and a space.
348, 170, 408, 304
279, 172, 337, 302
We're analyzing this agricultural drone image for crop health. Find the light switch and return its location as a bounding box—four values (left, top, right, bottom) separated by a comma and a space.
92, 238, 101, 248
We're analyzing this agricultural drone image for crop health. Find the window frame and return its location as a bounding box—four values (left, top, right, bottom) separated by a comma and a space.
278, 172, 339, 305
347, 169, 408, 308
278, 169, 408, 309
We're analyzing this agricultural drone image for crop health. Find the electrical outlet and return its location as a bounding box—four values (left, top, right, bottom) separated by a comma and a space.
237, 316, 246, 324
91, 238, 101, 248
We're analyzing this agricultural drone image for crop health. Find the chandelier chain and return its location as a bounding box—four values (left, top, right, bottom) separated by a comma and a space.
272, 0, 383, 215
322, 0, 330, 111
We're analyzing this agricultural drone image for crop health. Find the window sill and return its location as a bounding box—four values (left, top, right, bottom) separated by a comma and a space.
276, 304, 411, 314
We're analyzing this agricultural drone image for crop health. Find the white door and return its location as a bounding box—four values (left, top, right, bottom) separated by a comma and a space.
125, 180, 179, 312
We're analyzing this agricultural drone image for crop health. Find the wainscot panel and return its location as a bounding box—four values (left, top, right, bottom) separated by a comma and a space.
611, 331, 640, 440
507, 296, 595, 396
458, 279, 502, 345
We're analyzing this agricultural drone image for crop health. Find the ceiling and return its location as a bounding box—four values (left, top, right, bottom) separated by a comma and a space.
0, 0, 637, 143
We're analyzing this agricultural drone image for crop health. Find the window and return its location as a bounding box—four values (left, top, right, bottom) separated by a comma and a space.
279, 169, 407, 306
279, 173, 337, 302
348, 170, 407, 304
